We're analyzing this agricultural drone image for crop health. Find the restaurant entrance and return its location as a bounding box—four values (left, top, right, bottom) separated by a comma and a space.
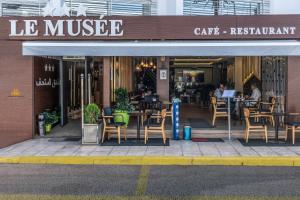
34, 56, 104, 138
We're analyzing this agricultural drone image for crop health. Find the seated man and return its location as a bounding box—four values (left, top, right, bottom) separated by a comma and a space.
245, 83, 261, 106
214, 83, 225, 100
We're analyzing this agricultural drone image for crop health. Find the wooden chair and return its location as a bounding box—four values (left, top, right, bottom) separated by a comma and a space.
144, 109, 167, 145
163, 101, 173, 124
211, 97, 228, 127
285, 113, 300, 145
259, 97, 276, 126
244, 108, 268, 143
243, 98, 261, 122
101, 108, 127, 144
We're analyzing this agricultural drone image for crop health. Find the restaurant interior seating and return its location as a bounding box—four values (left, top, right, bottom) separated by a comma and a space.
258, 97, 276, 126
211, 97, 228, 127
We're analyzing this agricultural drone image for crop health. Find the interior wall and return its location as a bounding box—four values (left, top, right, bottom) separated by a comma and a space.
0, 41, 34, 148
111, 57, 134, 101
157, 57, 170, 101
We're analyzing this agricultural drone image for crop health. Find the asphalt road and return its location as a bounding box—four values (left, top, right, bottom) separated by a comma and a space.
0, 164, 300, 198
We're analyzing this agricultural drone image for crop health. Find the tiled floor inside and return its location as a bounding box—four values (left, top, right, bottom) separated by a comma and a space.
1, 137, 300, 157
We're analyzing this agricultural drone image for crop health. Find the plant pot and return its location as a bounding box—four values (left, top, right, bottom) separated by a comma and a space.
82, 124, 100, 145
45, 124, 52, 134
114, 110, 130, 126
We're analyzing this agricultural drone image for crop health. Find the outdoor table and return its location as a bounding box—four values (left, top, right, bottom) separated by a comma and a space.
271, 112, 286, 142
271, 113, 300, 143
129, 111, 144, 140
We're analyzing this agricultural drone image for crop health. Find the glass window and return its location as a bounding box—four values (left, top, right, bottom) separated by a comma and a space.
184, 0, 270, 16
0, 0, 157, 16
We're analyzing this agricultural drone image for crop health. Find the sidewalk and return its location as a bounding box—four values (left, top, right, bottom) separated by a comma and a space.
1, 138, 300, 166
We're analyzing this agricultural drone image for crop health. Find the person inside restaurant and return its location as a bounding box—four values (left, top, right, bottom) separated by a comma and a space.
214, 83, 225, 100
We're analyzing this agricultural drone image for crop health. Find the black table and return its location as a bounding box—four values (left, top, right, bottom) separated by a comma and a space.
129, 111, 144, 140
272, 113, 300, 143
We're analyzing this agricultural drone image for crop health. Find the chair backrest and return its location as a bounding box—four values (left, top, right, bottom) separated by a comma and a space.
211, 97, 217, 112
102, 107, 114, 125
161, 109, 167, 127
270, 97, 276, 112
103, 107, 113, 116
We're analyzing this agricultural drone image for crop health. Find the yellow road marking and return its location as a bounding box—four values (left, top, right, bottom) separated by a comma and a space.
0, 156, 300, 166
135, 165, 150, 196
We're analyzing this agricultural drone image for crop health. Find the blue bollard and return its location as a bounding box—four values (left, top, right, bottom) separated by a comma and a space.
172, 99, 181, 140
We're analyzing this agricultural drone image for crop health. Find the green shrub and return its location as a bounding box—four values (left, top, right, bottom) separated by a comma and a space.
114, 88, 134, 112
84, 103, 100, 124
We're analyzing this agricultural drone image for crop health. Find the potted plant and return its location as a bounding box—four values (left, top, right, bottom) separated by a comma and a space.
82, 103, 101, 144
114, 88, 134, 126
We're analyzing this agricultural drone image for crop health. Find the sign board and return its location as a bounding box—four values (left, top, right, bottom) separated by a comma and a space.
0, 15, 300, 41
160, 69, 168, 80
222, 90, 236, 98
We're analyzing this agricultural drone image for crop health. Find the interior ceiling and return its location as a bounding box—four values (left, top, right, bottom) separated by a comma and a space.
170, 56, 233, 67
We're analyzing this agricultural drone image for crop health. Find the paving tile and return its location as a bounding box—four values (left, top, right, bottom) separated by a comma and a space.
145, 146, 165, 156
53, 146, 80, 156
214, 142, 240, 157
198, 143, 221, 157
269, 147, 298, 156
250, 146, 279, 157
181, 142, 201, 156
109, 146, 130, 156
127, 146, 147, 156
165, 145, 183, 156
229, 140, 259, 156
287, 147, 300, 155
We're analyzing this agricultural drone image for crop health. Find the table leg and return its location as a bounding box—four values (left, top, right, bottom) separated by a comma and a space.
275, 115, 279, 142
137, 115, 141, 140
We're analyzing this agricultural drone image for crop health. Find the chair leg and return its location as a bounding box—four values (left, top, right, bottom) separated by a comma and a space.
162, 129, 166, 144
271, 116, 275, 127
265, 126, 268, 143
285, 126, 289, 142
117, 127, 121, 144
101, 128, 106, 143
292, 126, 296, 145
212, 114, 216, 127
144, 127, 148, 144
123, 127, 127, 141
246, 129, 249, 143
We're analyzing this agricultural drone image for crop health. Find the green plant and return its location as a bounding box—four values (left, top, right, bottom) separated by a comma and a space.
84, 103, 100, 124
114, 88, 134, 112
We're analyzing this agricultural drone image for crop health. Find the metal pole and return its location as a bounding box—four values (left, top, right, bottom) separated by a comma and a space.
228, 97, 231, 140
88, 73, 91, 104
81, 74, 84, 131
59, 57, 65, 127
73, 64, 76, 108
84, 57, 88, 104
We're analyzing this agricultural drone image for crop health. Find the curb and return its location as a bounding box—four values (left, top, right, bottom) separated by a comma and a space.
1, 156, 300, 166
